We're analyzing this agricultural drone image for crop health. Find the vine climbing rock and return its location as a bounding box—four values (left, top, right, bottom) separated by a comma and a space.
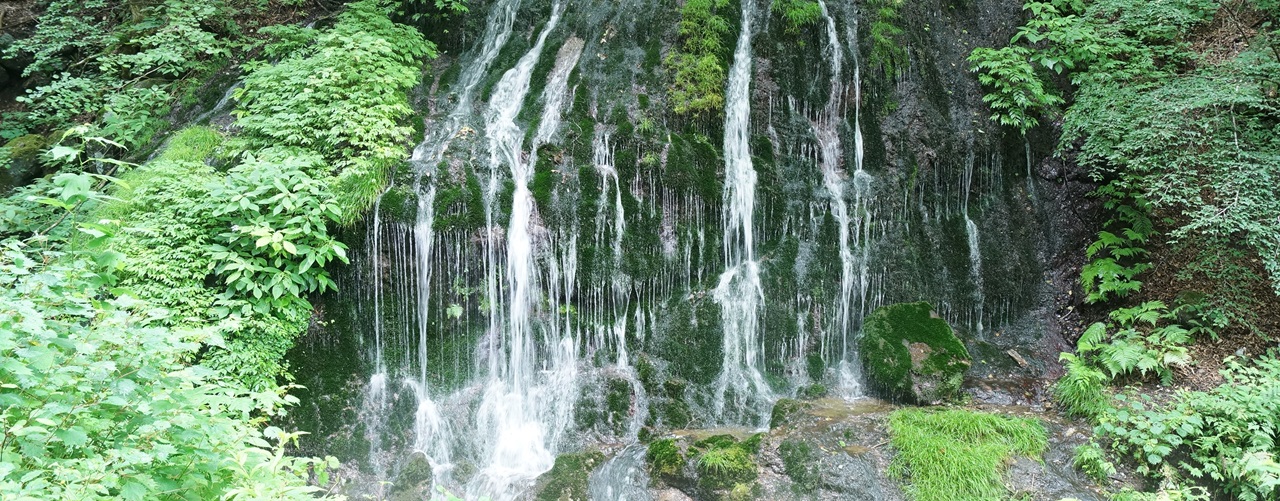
859, 302, 971, 404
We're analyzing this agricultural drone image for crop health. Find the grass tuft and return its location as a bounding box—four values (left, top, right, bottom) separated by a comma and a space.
888, 408, 1048, 501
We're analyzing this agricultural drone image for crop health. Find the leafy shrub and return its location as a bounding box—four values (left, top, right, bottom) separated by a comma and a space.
1076, 302, 1192, 385
1097, 356, 1280, 500
1054, 351, 1110, 420
771, 0, 822, 34
1079, 193, 1154, 304
888, 409, 1048, 501
10, 0, 235, 136
868, 0, 906, 78
968, 45, 1065, 135
234, 0, 435, 217
207, 149, 347, 316
0, 240, 336, 500
1072, 442, 1116, 484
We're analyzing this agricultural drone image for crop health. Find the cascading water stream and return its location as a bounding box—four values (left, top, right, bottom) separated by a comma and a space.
471, 2, 573, 497
713, 0, 774, 425
812, 0, 867, 398
360, 0, 524, 493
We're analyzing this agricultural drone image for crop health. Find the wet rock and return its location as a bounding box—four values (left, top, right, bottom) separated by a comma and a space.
859, 302, 971, 404
2, 134, 51, 189
769, 398, 810, 430
1005, 431, 1103, 501
534, 450, 607, 501
387, 452, 432, 501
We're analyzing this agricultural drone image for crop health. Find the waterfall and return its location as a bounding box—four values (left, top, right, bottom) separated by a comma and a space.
712, 0, 773, 425
471, 2, 572, 497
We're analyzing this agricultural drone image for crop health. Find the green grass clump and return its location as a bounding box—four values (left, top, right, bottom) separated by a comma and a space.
157, 126, 222, 163
888, 409, 1048, 501
697, 446, 756, 490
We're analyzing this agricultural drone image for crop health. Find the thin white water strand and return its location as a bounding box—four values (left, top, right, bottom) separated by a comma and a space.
963, 147, 984, 338
534, 37, 585, 148
713, 0, 773, 425
396, 0, 524, 483
411, 0, 522, 173
409, 179, 453, 480
1024, 138, 1035, 196
592, 130, 629, 365
471, 2, 570, 498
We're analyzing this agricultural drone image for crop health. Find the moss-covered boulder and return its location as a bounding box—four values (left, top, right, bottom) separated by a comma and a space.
533, 451, 606, 501
769, 398, 810, 430
387, 452, 433, 501
646, 438, 685, 482
859, 302, 970, 404
2, 134, 51, 190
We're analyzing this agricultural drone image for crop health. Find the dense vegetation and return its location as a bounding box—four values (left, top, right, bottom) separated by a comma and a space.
971, 0, 1280, 498
0, 0, 436, 497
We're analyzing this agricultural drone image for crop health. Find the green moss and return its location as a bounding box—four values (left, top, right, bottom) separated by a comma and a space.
647, 438, 685, 480
658, 299, 723, 386
888, 409, 1048, 501
660, 378, 693, 428
388, 452, 433, 501
779, 440, 820, 494
604, 377, 633, 432
3, 134, 49, 162
534, 451, 606, 501
799, 384, 827, 399
157, 126, 223, 163
696, 446, 757, 491
531, 148, 556, 213
806, 353, 826, 381
637, 355, 659, 393
378, 184, 419, 223
859, 301, 971, 403
769, 398, 808, 429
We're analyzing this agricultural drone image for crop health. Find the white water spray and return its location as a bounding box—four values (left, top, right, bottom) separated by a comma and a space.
471, 2, 574, 498
713, 0, 774, 425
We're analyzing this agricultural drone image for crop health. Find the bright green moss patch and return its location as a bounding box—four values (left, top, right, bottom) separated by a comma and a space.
647, 438, 684, 480
769, 398, 808, 429
534, 451, 605, 501
888, 409, 1048, 501
157, 126, 222, 163
859, 301, 971, 403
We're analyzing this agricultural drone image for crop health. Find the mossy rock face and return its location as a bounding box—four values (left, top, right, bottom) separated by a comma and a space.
859, 301, 971, 404
387, 452, 432, 501
769, 398, 810, 429
3, 134, 51, 188
533, 451, 606, 501
646, 438, 684, 482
